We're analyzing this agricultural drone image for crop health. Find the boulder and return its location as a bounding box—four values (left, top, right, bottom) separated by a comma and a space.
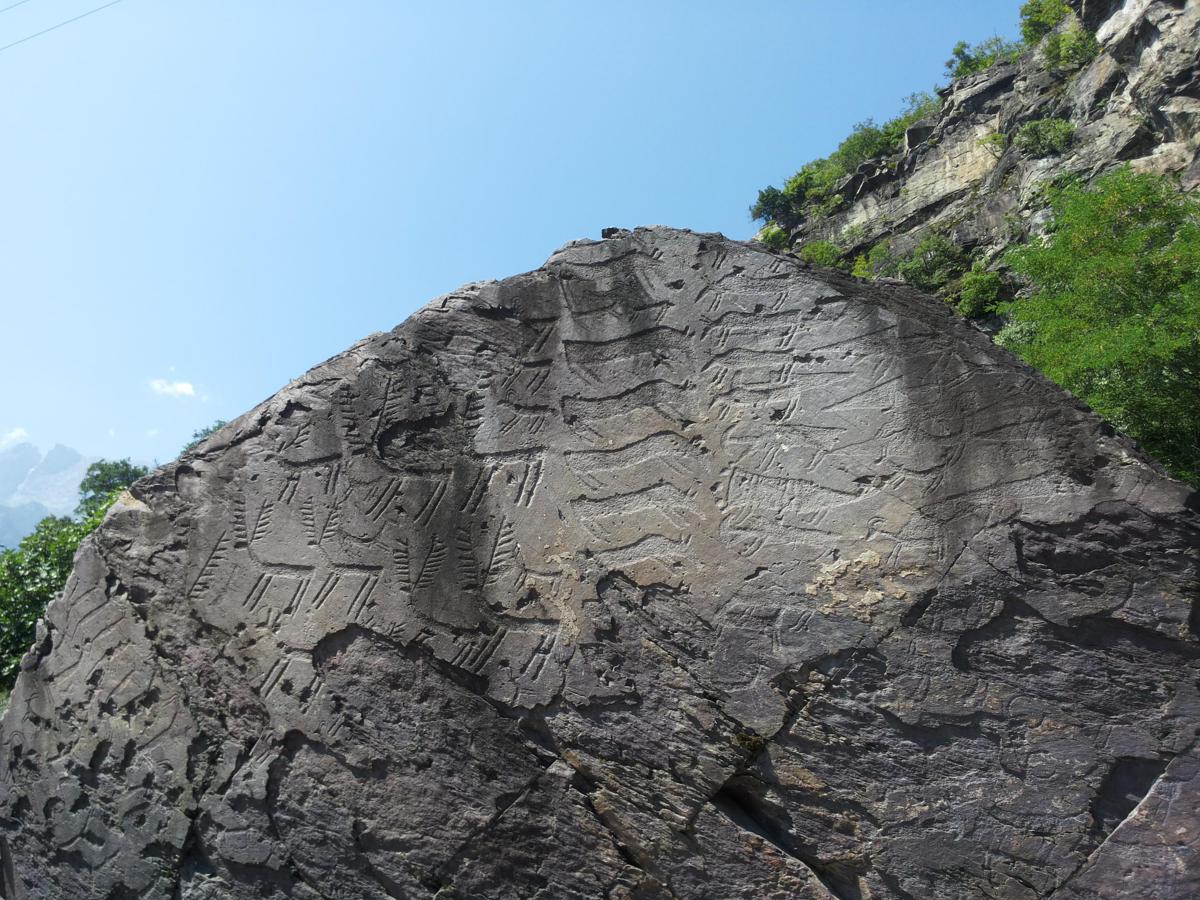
2, 227, 1197, 898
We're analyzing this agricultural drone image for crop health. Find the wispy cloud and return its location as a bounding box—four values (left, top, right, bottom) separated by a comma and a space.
150, 378, 195, 398
0, 427, 30, 449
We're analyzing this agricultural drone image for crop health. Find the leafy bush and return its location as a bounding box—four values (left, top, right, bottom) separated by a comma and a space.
851, 241, 900, 280
945, 36, 1023, 79
979, 131, 1009, 158
1013, 118, 1075, 156
185, 419, 229, 452
798, 240, 843, 268
749, 186, 792, 227
828, 94, 941, 177
0, 492, 119, 689
867, 241, 899, 278
750, 93, 942, 228
1044, 25, 1099, 71
840, 224, 867, 247
1004, 167, 1200, 485
0, 455, 146, 692
758, 224, 790, 251
76, 458, 148, 518
994, 319, 1038, 350
897, 233, 967, 294
956, 262, 1004, 317
1019, 0, 1072, 45
867, 92, 942, 160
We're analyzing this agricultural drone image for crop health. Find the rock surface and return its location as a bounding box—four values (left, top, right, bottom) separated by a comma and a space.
791, 0, 1200, 263
2, 227, 1198, 898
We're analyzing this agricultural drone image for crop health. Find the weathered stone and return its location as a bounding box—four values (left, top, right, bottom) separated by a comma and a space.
1, 227, 1197, 898
794, 0, 1200, 257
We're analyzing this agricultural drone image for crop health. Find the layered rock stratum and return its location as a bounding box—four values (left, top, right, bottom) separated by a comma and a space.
790, 0, 1199, 263
2, 227, 1198, 898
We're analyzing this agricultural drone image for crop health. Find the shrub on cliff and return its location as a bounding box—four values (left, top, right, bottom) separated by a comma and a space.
758, 224, 790, 251
1003, 167, 1200, 485
1019, 0, 1072, 45
750, 94, 941, 229
1014, 118, 1075, 156
945, 36, 1023, 79
798, 240, 844, 268
184, 419, 229, 452
76, 458, 147, 518
956, 262, 1005, 317
979, 131, 1009, 158
1044, 25, 1099, 71
897, 233, 967, 294
0, 456, 147, 693
0, 493, 119, 690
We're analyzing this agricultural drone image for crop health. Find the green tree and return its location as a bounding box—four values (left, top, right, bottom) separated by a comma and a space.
897, 233, 967, 294
750, 94, 941, 230
1013, 118, 1075, 156
1019, 0, 1072, 45
945, 36, 1023, 79
956, 262, 1005, 317
979, 131, 1009, 158
1003, 167, 1200, 485
0, 491, 119, 691
749, 186, 793, 228
867, 240, 900, 278
185, 419, 229, 452
76, 458, 148, 518
1043, 24, 1099, 71
798, 240, 844, 268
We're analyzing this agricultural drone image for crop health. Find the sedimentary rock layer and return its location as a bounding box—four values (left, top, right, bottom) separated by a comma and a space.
792, 0, 1200, 262
2, 227, 1197, 898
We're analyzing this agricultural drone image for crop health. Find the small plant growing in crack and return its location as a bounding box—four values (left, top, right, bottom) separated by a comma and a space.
734, 731, 768, 754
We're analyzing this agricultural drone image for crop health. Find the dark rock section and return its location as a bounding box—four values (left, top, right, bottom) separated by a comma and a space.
1, 227, 1197, 898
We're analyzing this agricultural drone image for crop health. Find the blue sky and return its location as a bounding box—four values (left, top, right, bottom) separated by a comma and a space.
0, 0, 1022, 465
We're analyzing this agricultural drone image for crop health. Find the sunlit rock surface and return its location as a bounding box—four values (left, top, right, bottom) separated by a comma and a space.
2, 227, 1197, 898
791, 0, 1200, 265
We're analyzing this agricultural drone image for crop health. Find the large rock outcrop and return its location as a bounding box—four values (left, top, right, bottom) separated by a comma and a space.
2, 227, 1198, 898
791, 0, 1200, 263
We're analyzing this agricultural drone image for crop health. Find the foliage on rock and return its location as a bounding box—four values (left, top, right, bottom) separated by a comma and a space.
980, 131, 1009, 158
956, 262, 1005, 317
0, 491, 119, 688
76, 458, 147, 518
1044, 24, 1099, 71
1003, 167, 1200, 485
184, 419, 229, 452
798, 239, 844, 268
1014, 118, 1076, 156
896, 233, 968, 295
945, 36, 1023, 79
750, 93, 940, 230
1019, 0, 1072, 45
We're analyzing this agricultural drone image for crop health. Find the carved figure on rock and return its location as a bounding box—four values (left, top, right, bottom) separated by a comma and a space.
1, 227, 1197, 899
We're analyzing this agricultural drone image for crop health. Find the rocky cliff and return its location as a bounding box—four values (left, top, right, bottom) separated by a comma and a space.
1, 227, 1197, 898
790, 0, 1199, 264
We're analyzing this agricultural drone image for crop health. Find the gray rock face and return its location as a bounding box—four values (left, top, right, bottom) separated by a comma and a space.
2, 227, 1198, 898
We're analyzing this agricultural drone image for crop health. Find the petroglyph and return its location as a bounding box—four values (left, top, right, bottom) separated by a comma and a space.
2, 227, 1197, 899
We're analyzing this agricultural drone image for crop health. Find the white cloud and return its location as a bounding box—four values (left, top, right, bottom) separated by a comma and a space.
150, 378, 196, 398
0, 427, 30, 449
146, 428, 160, 438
